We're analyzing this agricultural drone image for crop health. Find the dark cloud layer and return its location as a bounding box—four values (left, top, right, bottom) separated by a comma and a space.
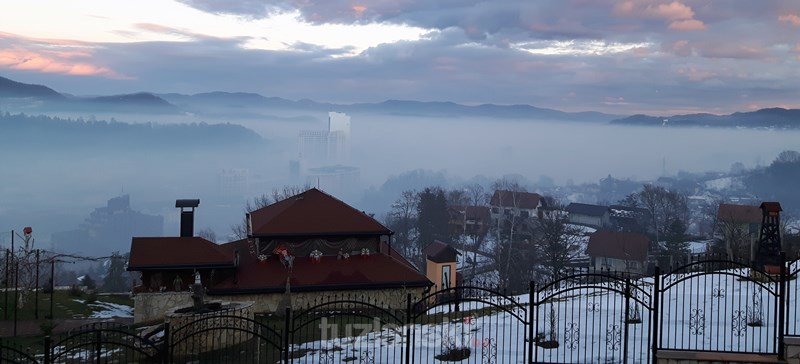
4, 0, 800, 114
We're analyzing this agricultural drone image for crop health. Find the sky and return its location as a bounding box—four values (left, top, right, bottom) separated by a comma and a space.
1, 0, 800, 115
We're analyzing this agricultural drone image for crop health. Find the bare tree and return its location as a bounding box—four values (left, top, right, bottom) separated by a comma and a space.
491, 178, 528, 289
621, 184, 688, 250
198, 228, 218, 243
384, 190, 419, 259
462, 183, 489, 277
3, 229, 41, 309
533, 202, 584, 280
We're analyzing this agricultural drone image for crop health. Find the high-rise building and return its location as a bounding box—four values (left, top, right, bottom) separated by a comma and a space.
296, 112, 359, 200
298, 112, 352, 170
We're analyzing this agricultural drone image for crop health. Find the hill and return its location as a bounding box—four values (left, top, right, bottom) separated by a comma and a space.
0, 76, 64, 99
611, 108, 800, 128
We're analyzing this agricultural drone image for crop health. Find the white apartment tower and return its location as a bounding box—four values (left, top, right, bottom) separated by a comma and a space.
298, 112, 351, 170
296, 112, 359, 199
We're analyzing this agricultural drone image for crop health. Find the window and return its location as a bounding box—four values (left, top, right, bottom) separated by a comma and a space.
442, 265, 451, 289
520, 210, 529, 219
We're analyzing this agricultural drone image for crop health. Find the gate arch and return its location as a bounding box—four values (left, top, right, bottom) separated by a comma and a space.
289, 296, 407, 363
410, 285, 530, 364
658, 258, 780, 355
533, 272, 653, 364
168, 314, 283, 364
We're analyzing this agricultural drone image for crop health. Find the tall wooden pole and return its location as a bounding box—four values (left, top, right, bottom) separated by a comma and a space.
49, 258, 55, 320
3, 249, 8, 320
35, 249, 40, 319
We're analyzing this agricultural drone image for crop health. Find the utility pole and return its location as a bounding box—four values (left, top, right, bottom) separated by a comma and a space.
35, 249, 40, 319
49, 258, 55, 320
3, 249, 8, 320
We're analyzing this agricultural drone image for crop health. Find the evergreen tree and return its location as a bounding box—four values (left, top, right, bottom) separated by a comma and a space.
82, 275, 97, 290
416, 187, 450, 248
102, 252, 128, 292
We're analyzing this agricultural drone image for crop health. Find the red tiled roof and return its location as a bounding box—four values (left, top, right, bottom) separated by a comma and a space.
490, 190, 542, 209
128, 237, 233, 270
760, 202, 782, 213
211, 239, 430, 293
586, 231, 649, 261
423, 240, 460, 263
248, 188, 392, 237
718, 204, 762, 224
448, 205, 491, 222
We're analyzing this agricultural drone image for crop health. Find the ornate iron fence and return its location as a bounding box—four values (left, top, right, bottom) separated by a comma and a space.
656, 257, 783, 357
532, 271, 653, 364
6, 256, 800, 363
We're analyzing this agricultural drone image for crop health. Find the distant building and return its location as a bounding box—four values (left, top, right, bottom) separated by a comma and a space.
586, 231, 650, 275
448, 205, 491, 238
716, 203, 762, 260
298, 112, 352, 171
489, 190, 545, 225
566, 203, 610, 229
52, 195, 163, 255
218, 168, 250, 195
297, 112, 360, 199
609, 205, 652, 233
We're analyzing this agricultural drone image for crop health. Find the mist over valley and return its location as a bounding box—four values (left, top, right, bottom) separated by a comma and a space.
2, 76, 799, 256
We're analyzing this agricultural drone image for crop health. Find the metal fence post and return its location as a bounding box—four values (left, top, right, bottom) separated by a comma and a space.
283, 306, 291, 364
527, 281, 535, 364
44, 336, 51, 364
163, 322, 170, 364
405, 293, 412, 364
623, 278, 631, 364
779, 252, 787, 360
651, 266, 660, 364
95, 329, 102, 364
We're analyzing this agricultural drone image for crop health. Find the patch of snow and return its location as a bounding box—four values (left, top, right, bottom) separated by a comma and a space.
73, 299, 133, 318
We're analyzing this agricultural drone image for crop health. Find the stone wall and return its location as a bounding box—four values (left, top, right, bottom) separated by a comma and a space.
166, 302, 255, 357
134, 286, 428, 324
134, 291, 193, 324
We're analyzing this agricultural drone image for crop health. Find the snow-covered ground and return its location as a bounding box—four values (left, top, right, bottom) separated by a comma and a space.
73, 298, 133, 318
277, 266, 795, 363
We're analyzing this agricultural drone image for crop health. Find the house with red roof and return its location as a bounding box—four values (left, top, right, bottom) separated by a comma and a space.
128, 188, 431, 324
716, 203, 763, 260
586, 231, 650, 275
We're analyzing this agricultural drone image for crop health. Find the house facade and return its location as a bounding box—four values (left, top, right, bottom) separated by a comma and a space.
489, 190, 545, 226
586, 231, 650, 275
716, 203, 762, 260
566, 203, 610, 229
129, 189, 431, 324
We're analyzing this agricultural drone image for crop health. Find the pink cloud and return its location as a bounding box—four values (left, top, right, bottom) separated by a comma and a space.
352, 5, 367, 16
669, 19, 706, 31
615, 1, 706, 31
0, 47, 129, 79
648, 1, 695, 21
779, 14, 800, 26
0, 32, 130, 79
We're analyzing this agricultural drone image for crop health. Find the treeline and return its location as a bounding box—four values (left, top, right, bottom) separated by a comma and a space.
0, 112, 265, 150
746, 150, 800, 208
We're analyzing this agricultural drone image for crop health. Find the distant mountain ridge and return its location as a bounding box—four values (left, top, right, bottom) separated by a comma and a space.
0, 75, 617, 121
611, 108, 800, 128
0, 76, 64, 99
3, 75, 799, 127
